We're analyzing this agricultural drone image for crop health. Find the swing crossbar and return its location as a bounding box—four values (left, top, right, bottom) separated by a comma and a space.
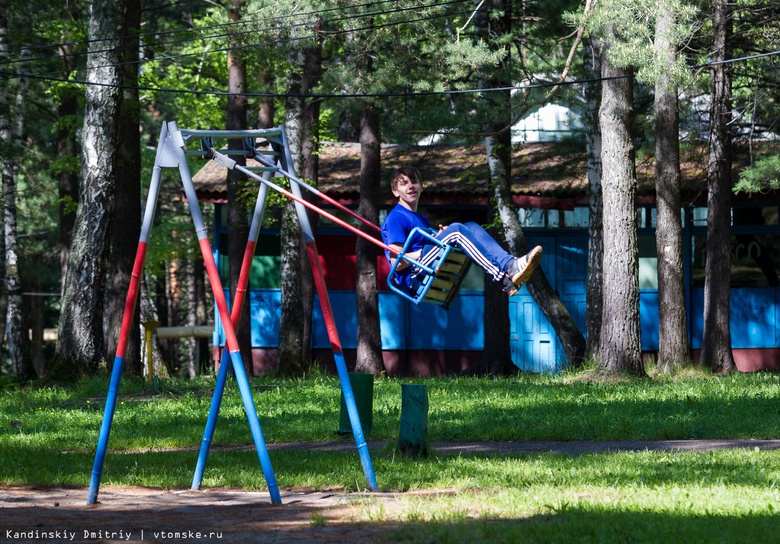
387, 227, 472, 310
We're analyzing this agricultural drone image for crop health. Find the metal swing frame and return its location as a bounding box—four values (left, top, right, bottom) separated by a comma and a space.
87, 121, 379, 506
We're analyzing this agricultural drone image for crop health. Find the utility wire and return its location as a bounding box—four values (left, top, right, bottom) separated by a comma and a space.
3, 50, 779, 101
691, 49, 780, 69
6, 0, 410, 54
2, 0, 488, 78
0, 0, 477, 65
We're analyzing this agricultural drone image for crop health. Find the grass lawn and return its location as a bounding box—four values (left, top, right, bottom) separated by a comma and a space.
2, 367, 780, 542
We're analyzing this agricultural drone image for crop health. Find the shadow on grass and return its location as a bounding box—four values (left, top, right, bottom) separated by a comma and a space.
427, 381, 780, 441
4, 447, 780, 494
386, 506, 780, 543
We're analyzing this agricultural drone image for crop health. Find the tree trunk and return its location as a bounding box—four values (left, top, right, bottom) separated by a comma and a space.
300, 40, 323, 367
278, 40, 306, 376
105, 0, 142, 374
4, 151, 32, 381
1, 43, 33, 380
0, 20, 8, 354
56, 30, 79, 293
226, 0, 253, 374
27, 278, 46, 378
597, 45, 643, 376
257, 71, 275, 129
471, 0, 586, 373
186, 257, 208, 377
54, 0, 125, 376
0, 16, 32, 379
468, 214, 514, 375
355, 104, 384, 375
155, 272, 173, 370
583, 36, 603, 361
654, 4, 690, 372
468, 0, 516, 375
278, 202, 305, 375
700, 0, 736, 375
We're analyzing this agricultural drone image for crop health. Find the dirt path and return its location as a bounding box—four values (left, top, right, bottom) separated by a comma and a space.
4, 440, 780, 543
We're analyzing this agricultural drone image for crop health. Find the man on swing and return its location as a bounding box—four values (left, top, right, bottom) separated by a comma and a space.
381, 166, 543, 298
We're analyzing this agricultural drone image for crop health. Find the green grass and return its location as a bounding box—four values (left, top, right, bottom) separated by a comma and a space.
2, 368, 780, 541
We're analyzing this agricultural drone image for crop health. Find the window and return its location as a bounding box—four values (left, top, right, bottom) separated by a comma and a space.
638, 236, 658, 289
518, 207, 589, 228
692, 234, 780, 288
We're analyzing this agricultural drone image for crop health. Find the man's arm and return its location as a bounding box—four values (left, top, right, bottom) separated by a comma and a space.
389, 243, 421, 271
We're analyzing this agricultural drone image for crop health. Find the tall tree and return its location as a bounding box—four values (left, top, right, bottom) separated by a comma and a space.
54, 0, 125, 375
54, 16, 82, 292
583, 36, 603, 361
700, 0, 736, 374
225, 0, 254, 373
299, 37, 323, 366
276, 12, 325, 376
354, 103, 384, 375
277, 21, 308, 376
597, 39, 643, 376
654, 0, 690, 372
471, 0, 516, 374
0, 15, 33, 379
185, 257, 208, 377
351, 10, 383, 376
469, 0, 587, 373
104, 0, 142, 374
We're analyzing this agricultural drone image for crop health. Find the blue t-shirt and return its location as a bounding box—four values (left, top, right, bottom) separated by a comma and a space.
381, 204, 431, 290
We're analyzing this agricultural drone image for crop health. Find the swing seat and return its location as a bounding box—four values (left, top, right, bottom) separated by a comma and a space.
387, 227, 472, 310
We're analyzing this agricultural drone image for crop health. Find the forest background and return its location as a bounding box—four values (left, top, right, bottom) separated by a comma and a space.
0, 0, 778, 383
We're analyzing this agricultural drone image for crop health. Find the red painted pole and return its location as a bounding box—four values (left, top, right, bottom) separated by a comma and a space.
306, 242, 342, 353
115, 242, 147, 358
199, 238, 241, 353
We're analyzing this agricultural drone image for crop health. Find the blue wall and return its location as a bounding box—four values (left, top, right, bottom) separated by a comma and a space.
214, 236, 780, 374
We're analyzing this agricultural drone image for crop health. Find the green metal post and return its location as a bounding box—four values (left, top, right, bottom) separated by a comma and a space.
397, 384, 429, 457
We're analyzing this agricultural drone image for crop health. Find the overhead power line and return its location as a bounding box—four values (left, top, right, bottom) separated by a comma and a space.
2, 50, 778, 101
0, 0, 478, 68
1, 0, 489, 80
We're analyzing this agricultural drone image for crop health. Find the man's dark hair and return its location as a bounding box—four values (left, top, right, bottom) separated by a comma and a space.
390, 166, 422, 190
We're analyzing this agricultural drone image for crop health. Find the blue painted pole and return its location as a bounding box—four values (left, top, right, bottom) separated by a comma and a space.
333, 351, 378, 490
87, 124, 167, 505
174, 122, 280, 503
192, 179, 270, 491
228, 350, 281, 502
190, 347, 230, 490
86, 355, 125, 504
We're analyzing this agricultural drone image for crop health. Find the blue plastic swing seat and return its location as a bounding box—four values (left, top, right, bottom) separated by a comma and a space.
387, 227, 472, 310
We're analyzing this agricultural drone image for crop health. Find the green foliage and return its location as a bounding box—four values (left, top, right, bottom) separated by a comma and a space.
571, 0, 699, 87
734, 155, 780, 194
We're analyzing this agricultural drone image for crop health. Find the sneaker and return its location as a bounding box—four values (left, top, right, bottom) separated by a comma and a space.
502, 275, 519, 297
507, 246, 543, 290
